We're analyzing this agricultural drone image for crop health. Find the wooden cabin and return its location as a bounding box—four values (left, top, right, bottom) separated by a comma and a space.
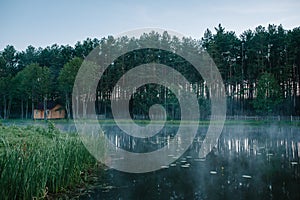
34, 102, 65, 119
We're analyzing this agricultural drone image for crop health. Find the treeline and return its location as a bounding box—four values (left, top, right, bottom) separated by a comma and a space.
0, 24, 300, 119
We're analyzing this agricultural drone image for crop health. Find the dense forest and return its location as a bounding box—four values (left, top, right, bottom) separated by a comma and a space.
1, 24, 300, 119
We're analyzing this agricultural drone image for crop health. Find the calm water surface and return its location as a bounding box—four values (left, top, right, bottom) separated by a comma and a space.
79, 124, 300, 200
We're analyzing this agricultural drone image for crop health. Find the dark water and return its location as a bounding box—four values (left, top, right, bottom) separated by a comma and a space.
80, 124, 300, 200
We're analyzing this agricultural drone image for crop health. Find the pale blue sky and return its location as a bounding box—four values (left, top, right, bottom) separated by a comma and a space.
1, 0, 299, 50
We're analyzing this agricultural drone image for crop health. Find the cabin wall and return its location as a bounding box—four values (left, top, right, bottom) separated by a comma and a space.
34, 110, 44, 119
33, 105, 65, 119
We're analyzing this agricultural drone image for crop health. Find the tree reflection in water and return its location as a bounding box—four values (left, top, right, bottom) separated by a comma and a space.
83, 124, 300, 200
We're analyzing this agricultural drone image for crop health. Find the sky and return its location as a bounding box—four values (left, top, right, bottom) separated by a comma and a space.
0, 0, 299, 51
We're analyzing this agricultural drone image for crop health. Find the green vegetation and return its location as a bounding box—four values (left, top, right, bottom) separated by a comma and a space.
253, 72, 283, 114
1, 24, 300, 119
0, 123, 99, 199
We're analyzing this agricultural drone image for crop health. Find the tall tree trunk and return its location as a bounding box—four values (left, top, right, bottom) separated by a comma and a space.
32, 100, 34, 120
96, 92, 101, 116
26, 99, 28, 119
7, 96, 12, 119
21, 99, 24, 119
83, 100, 87, 118
104, 100, 107, 118
65, 93, 70, 119
43, 96, 47, 121
3, 95, 7, 119
75, 95, 79, 118
293, 64, 297, 115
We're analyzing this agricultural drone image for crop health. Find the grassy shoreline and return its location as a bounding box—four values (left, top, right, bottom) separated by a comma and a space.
0, 123, 102, 199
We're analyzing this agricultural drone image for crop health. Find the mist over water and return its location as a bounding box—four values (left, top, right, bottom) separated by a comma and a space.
80, 124, 300, 200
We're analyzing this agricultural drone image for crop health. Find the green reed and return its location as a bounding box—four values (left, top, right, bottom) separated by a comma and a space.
0, 123, 98, 199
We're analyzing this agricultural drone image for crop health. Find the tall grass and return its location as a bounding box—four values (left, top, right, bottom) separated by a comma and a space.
0, 123, 98, 199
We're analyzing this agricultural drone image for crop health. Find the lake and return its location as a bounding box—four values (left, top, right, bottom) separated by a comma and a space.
79, 123, 300, 200
3, 121, 299, 199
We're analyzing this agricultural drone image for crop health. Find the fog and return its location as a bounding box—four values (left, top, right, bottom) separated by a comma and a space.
80, 123, 300, 199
